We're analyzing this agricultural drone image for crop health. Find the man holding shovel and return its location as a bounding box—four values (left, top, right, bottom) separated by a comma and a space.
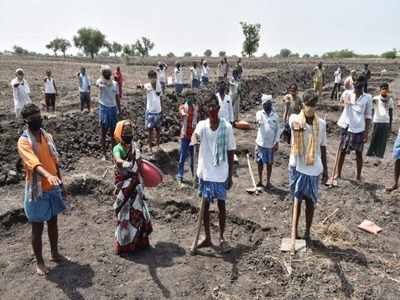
288, 90, 328, 254
328, 74, 372, 186
190, 93, 236, 253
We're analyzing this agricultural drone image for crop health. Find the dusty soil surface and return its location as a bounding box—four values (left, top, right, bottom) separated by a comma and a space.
1, 57, 400, 299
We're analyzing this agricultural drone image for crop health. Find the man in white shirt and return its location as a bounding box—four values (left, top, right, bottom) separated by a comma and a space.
343, 70, 356, 91
255, 95, 280, 189
191, 93, 236, 250
190, 62, 201, 90
174, 62, 184, 95
43, 70, 58, 112
330, 66, 342, 100
367, 82, 394, 159
157, 62, 167, 94
330, 74, 372, 185
11, 68, 32, 118
216, 81, 234, 124
289, 89, 328, 253
201, 61, 210, 87
230, 69, 241, 123
96, 65, 121, 159
144, 70, 162, 154
78, 67, 91, 112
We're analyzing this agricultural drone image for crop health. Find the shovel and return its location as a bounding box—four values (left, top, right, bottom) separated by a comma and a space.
246, 153, 260, 195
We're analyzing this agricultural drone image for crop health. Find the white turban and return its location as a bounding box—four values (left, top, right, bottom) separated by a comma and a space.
261, 94, 273, 104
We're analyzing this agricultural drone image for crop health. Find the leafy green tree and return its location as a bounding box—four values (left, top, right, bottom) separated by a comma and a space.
322, 49, 356, 59
73, 28, 106, 59
58, 39, 71, 57
184, 52, 192, 57
166, 52, 175, 58
13, 45, 29, 55
122, 44, 136, 56
381, 49, 397, 59
302, 53, 311, 58
279, 49, 291, 58
219, 51, 226, 57
134, 37, 155, 57
106, 41, 123, 57
240, 22, 261, 57
204, 49, 212, 57
46, 40, 59, 56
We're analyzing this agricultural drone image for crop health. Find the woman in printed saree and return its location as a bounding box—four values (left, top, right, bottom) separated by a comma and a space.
113, 120, 152, 255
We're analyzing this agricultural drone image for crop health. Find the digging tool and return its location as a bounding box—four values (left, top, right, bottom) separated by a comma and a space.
246, 153, 259, 195
326, 142, 342, 187
290, 199, 300, 255
190, 141, 204, 255
190, 197, 206, 255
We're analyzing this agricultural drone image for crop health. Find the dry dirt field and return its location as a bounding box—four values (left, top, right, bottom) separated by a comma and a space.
0, 55, 399, 299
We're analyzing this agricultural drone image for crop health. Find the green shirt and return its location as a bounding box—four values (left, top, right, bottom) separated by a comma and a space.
113, 143, 128, 160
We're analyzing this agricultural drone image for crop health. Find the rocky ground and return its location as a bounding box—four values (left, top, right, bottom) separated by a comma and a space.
0, 57, 400, 299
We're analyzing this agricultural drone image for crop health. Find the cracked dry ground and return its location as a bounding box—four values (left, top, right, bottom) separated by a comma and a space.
1, 62, 400, 300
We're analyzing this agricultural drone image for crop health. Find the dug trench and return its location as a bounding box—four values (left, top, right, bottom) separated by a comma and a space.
1, 63, 400, 299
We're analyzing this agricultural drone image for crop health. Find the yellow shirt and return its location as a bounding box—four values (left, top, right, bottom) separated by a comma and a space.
18, 133, 59, 192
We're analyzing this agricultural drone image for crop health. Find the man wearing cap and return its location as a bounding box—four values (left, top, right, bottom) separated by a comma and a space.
255, 95, 280, 189
11, 68, 32, 118
96, 65, 121, 159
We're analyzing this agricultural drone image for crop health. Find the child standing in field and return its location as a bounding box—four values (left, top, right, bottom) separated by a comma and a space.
255, 95, 280, 189
11, 68, 32, 118
367, 82, 394, 159
43, 70, 58, 113
176, 90, 198, 187
216, 81, 234, 124
144, 70, 162, 154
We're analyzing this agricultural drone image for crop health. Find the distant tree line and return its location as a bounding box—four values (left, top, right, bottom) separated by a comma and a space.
7, 25, 398, 60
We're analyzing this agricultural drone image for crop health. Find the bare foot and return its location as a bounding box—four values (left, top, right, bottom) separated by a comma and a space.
219, 239, 232, 253
197, 237, 213, 249
386, 184, 398, 192
50, 253, 71, 264
36, 263, 49, 276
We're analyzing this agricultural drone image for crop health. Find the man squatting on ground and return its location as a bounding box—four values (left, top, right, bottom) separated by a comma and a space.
255, 94, 280, 190
17, 103, 68, 275
191, 92, 236, 250
289, 89, 328, 253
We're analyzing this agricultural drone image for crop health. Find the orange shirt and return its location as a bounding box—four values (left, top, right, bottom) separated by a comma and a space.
17, 133, 59, 192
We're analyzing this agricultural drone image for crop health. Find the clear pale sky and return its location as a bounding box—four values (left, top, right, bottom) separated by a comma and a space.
0, 0, 398, 56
